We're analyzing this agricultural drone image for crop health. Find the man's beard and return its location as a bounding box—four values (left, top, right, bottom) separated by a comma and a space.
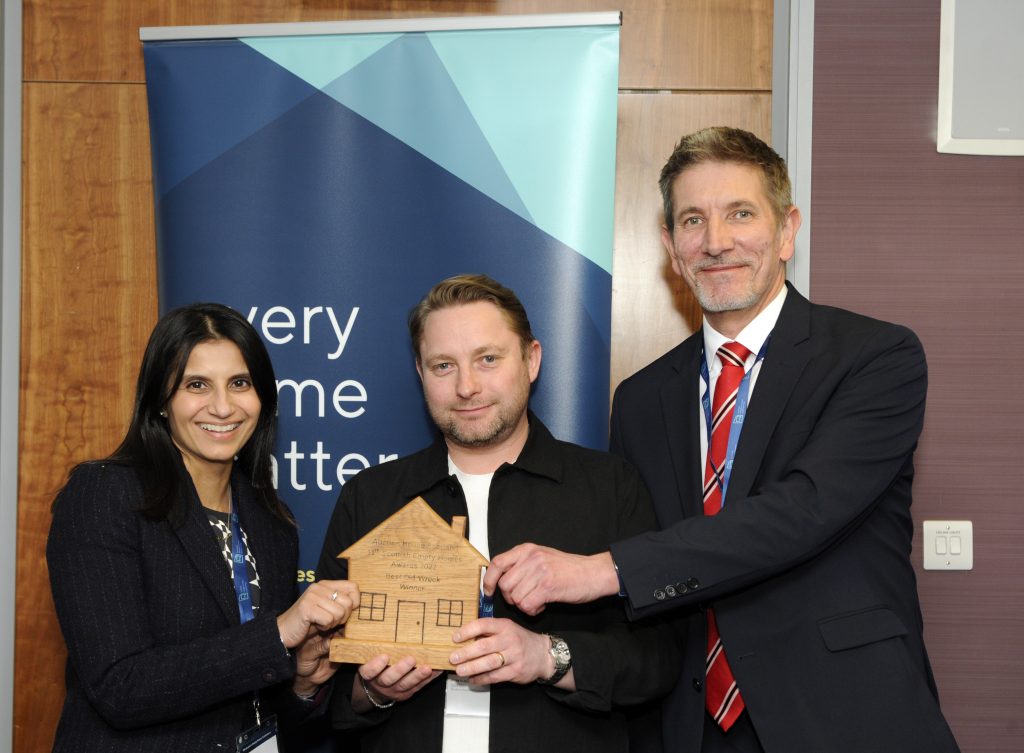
430, 390, 528, 449
692, 279, 762, 313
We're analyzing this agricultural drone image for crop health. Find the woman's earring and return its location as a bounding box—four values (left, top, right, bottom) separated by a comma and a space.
159, 411, 167, 418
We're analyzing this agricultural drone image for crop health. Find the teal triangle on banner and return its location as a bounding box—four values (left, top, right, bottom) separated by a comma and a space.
429, 25, 619, 273
318, 34, 531, 223
241, 34, 399, 90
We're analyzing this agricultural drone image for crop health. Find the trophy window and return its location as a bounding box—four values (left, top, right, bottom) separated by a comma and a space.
358, 592, 388, 621
436, 599, 464, 627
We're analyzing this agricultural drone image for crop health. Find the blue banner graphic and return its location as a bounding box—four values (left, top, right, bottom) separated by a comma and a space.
143, 19, 621, 576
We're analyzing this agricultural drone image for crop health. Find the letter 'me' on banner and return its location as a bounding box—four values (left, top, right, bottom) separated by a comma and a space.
141, 14, 621, 573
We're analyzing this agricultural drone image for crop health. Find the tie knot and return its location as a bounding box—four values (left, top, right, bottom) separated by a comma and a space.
717, 342, 751, 370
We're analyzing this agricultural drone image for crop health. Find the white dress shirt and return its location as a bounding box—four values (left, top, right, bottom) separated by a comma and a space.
699, 286, 788, 472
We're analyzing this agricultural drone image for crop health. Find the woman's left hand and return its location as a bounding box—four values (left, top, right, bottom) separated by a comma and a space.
292, 628, 341, 698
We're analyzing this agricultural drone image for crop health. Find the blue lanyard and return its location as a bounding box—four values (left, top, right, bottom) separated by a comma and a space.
700, 337, 770, 508
479, 590, 494, 618
228, 498, 268, 733
229, 505, 255, 624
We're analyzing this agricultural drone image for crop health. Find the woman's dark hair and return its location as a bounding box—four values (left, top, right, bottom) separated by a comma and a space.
103, 303, 290, 525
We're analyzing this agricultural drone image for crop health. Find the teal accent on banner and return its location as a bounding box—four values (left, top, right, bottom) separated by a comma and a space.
241, 24, 619, 273
241, 33, 399, 89
428, 26, 620, 273
319, 33, 532, 222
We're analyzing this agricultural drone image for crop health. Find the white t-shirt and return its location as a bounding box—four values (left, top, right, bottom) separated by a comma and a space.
441, 459, 494, 753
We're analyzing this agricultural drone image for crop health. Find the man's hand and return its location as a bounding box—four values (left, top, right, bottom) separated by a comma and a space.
449, 618, 560, 687
482, 545, 619, 616
351, 655, 442, 712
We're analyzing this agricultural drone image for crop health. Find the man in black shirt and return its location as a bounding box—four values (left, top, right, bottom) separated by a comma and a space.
315, 274, 678, 753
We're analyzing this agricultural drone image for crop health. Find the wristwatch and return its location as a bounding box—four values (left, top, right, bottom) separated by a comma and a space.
537, 634, 572, 685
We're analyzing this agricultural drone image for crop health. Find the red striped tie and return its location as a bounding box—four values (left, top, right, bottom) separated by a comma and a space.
703, 341, 751, 730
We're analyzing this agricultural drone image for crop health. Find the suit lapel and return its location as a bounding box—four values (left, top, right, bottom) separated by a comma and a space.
173, 480, 241, 625
660, 336, 705, 519
725, 286, 814, 505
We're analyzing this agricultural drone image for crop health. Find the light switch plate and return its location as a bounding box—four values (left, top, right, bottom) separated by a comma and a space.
922, 520, 973, 570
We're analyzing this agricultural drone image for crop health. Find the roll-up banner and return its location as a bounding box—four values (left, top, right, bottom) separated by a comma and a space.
141, 13, 621, 577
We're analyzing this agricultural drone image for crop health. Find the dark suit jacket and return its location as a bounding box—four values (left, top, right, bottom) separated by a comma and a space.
47, 462, 301, 753
609, 286, 959, 753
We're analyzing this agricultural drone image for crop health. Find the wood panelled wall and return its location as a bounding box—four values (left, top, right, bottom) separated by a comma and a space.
811, 1, 1023, 750
16, 1, 771, 750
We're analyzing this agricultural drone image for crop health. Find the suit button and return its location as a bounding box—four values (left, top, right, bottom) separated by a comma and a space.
262, 670, 277, 683
686, 578, 700, 591
692, 678, 703, 692
665, 585, 677, 598
676, 581, 688, 594
654, 588, 666, 601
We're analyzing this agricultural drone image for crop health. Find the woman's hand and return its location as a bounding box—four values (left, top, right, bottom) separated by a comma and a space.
277, 580, 358, 649
292, 627, 341, 698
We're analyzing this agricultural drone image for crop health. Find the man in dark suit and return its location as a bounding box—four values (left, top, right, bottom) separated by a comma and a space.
484, 127, 960, 753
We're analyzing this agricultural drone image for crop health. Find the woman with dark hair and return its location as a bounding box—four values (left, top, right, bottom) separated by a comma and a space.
47, 303, 357, 752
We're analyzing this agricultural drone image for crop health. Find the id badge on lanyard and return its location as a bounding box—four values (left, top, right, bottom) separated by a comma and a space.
230, 510, 279, 753
237, 714, 279, 753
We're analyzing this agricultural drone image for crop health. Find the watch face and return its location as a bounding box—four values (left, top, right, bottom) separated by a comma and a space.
538, 635, 571, 684
551, 638, 571, 666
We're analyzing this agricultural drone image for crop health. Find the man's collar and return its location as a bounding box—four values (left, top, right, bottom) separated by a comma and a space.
508, 412, 563, 483
703, 285, 788, 361
401, 411, 563, 497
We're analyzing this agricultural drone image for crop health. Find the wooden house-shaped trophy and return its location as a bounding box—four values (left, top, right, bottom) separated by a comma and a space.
329, 497, 489, 671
